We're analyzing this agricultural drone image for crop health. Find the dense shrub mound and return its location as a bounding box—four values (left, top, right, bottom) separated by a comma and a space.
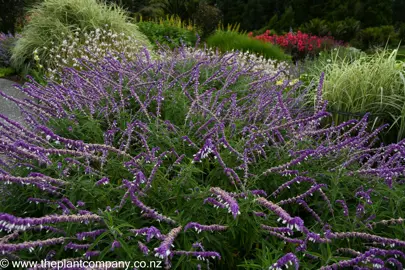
137, 16, 199, 48
206, 30, 290, 61
252, 30, 344, 61
10, 0, 151, 72
1, 46, 405, 269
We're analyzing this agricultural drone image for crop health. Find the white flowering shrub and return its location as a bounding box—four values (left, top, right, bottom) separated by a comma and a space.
40, 26, 147, 80
161, 45, 292, 80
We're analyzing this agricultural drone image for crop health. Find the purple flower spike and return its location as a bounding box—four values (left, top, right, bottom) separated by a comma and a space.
335, 200, 349, 217
129, 226, 164, 242
269, 253, 299, 270
192, 138, 216, 163
209, 187, 240, 219
84, 250, 100, 260
256, 197, 304, 231
130, 193, 176, 224
203, 197, 226, 209
356, 203, 365, 218
386, 258, 403, 269
154, 226, 182, 259
138, 241, 149, 255
260, 225, 293, 236
76, 201, 85, 207
192, 242, 204, 251
172, 250, 221, 261
76, 229, 107, 240
64, 242, 91, 251
0, 237, 66, 253
184, 222, 228, 233
95, 177, 110, 186
0, 213, 102, 232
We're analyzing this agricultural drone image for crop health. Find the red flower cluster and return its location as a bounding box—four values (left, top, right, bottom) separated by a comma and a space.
249, 30, 344, 60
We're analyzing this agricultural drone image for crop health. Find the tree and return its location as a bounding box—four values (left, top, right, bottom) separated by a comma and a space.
0, 0, 36, 34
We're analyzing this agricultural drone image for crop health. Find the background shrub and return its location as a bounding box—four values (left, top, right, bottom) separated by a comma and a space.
353, 25, 399, 50
299, 18, 330, 37
137, 15, 198, 48
299, 18, 361, 43
10, 0, 151, 72
0, 0, 39, 34
252, 30, 343, 62
193, 1, 222, 37
0, 33, 18, 67
206, 30, 289, 61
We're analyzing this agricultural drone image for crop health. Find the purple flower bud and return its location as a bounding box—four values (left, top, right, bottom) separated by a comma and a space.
111, 240, 121, 251
138, 241, 149, 255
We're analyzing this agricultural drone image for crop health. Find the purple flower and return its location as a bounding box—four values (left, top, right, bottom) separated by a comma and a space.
129, 192, 176, 224
154, 226, 182, 259
269, 253, 299, 270
76, 201, 85, 207
138, 241, 149, 255
172, 250, 221, 260
260, 225, 293, 236
192, 138, 216, 163
76, 229, 107, 241
203, 197, 226, 209
209, 187, 240, 219
84, 250, 100, 260
64, 242, 91, 251
129, 226, 164, 242
95, 177, 109, 186
256, 197, 305, 231
0, 237, 66, 253
0, 213, 102, 232
111, 240, 121, 251
335, 200, 349, 217
356, 203, 365, 218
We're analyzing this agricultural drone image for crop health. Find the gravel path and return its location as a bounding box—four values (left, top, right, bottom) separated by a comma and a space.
0, 78, 25, 123
0, 79, 25, 197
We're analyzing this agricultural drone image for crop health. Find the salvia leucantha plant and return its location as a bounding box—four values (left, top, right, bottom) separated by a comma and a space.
0, 44, 405, 270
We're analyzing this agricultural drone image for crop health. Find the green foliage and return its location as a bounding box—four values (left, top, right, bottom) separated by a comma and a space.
304, 47, 405, 142
10, 0, 151, 72
397, 23, 405, 43
193, 1, 222, 36
299, 18, 361, 42
206, 30, 290, 61
299, 18, 330, 37
328, 18, 361, 42
0, 0, 38, 34
141, 0, 200, 20
353, 25, 399, 50
137, 16, 199, 48
0, 67, 15, 77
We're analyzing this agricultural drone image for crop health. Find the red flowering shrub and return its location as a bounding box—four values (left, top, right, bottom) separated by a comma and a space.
250, 30, 345, 61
